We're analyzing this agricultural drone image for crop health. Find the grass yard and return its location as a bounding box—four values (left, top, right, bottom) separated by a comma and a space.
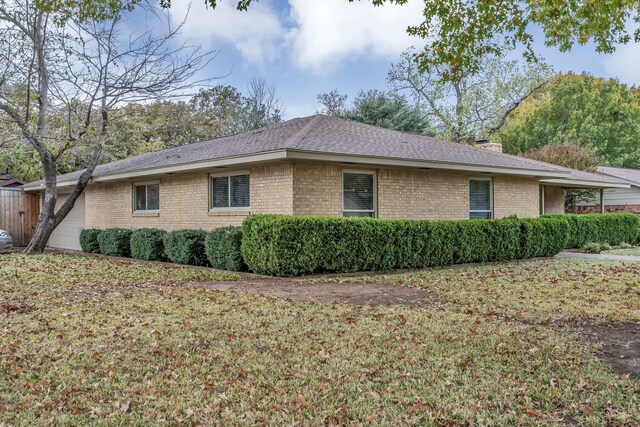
604, 247, 640, 257
329, 258, 640, 324
1, 254, 639, 425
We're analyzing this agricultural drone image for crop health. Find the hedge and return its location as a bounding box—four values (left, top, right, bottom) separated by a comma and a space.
241, 215, 562, 277
542, 213, 638, 248
163, 229, 208, 266
96, 228, 132, 257
519, 217, 570, 258
205, 226, 245, 271
79, 229, 102, 253
130, 228, 167, 261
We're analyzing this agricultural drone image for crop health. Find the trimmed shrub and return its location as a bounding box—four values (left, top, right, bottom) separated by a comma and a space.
542, 213, 638, 248
130, 228, 167, 261
519, 217, 570, 258
205, 227, 245, 271
582, 242, 611, 253
163, 230, 208, 266
79, 229, 102, 253
97, 228, 132, 257
241, 215, 559, 277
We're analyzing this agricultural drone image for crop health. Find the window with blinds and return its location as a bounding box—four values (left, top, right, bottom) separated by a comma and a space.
469, 179, 492, 219
134, 183, 160, 211
210, 174, 250, 209
343, 172, 375, 217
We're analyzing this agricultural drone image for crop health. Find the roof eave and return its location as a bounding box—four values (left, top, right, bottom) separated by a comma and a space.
284, 150, 571, 178
540, 178, 631, 189
23, 148, 572, 192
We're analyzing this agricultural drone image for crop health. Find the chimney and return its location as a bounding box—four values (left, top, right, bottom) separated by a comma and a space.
474, 136, 502, 153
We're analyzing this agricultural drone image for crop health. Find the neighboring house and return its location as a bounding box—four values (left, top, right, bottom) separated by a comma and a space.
23, 114, 629, 250
0, 174, 25, 188
576, 166, 640, 214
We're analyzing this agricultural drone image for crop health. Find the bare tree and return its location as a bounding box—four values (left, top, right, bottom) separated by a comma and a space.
388, 48, 553, 143
0, 1, 213, 253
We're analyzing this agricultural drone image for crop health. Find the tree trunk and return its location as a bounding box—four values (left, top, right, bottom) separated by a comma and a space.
23, 145, 102, 254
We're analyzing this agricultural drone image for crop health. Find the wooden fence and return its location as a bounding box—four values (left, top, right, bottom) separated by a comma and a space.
0, 188, 39, 247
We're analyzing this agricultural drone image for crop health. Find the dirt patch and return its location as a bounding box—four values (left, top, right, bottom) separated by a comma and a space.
185, 278, 434, 306
0, 300, 35, 314
575, 322, 640, 379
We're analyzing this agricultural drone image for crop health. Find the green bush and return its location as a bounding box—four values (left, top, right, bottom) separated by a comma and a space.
519, 217, 570, 258
163, 230, 208, 266
582, 242, 611, 253
79, 229, 102, 253
205, 227, 245, 271
96, 228, 132, 257
130, 228, 167, 261
241, 215, 563, 277
542, 213, 638, 248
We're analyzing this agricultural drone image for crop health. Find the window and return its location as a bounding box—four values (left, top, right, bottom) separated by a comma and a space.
210, 173, 250, 209
134, 183, 160, 211
343, 171, 376, 217
469, 178, 492, 219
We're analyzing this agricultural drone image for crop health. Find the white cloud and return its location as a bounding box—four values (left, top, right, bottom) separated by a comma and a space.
286, 0, 422, 74
601, 42, 640, 86
166, 0, 285, 63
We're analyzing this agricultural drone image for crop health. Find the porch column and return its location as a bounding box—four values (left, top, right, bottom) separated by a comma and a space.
600, 188, 605, 213
539, 185, 545, 215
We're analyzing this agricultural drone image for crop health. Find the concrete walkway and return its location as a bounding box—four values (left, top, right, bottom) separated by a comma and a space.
557, 251, 640, 262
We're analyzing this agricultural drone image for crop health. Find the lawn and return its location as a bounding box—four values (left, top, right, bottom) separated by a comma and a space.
1, 254, 639, 426
329, 258, 640, 324
604, 247, 640, 257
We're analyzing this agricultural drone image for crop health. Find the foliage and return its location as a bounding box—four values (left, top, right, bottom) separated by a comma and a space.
130, 228, 167, 261
241, 215, 566, 277
582, 242, 611, 253
153, 0, 640, 83
519, 218, 569, 259
500, 73, 640, 168
205, 226, 245, 271
1, 253, 639, 424
163, 229, 208, 266
522, 141, 599, 172
317, 89, 433, 135
388, 50, 553, 142
96, 228, 132, 257
542, 213, 639, 248
79, 229, 102, 253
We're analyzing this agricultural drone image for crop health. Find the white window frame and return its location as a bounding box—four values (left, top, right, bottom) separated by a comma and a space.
133, 180, 160, 213
209, 170, 251, 211
342, 169, 377, 217
469, 177, 493, 219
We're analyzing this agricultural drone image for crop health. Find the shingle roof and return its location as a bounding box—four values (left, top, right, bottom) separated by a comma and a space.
27, 114, 573, 188
596, 166, 640, 186
565, 169, 629, 185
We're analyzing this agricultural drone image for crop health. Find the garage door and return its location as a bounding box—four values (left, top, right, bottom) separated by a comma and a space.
48, 193, 85, 250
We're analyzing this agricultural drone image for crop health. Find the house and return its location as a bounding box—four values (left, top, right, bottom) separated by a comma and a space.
0, 174, 25, 188
22, 114, 630, 250
575, 166, 640, 214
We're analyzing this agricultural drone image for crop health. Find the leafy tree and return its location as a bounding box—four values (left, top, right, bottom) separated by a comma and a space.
318, 89, 432, 134
388, 49, 553, 142
522, 141, 599, 172
499, 73, 640, 168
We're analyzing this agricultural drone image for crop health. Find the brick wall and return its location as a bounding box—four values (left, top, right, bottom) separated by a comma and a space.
544, 186, 565, 214
293, 164, 342, 216
84, 162, 543, 230
377, 169, 469, 220
85, 165, 294, 230
493, 176, 540, 218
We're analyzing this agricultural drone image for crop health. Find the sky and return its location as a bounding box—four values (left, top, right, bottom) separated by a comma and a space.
132, 0, 640, 119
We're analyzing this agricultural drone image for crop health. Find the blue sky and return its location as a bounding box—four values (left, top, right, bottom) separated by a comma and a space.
138, 0, 640, 119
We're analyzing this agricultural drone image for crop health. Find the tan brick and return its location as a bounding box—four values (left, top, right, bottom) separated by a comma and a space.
85, 161, 543, 230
